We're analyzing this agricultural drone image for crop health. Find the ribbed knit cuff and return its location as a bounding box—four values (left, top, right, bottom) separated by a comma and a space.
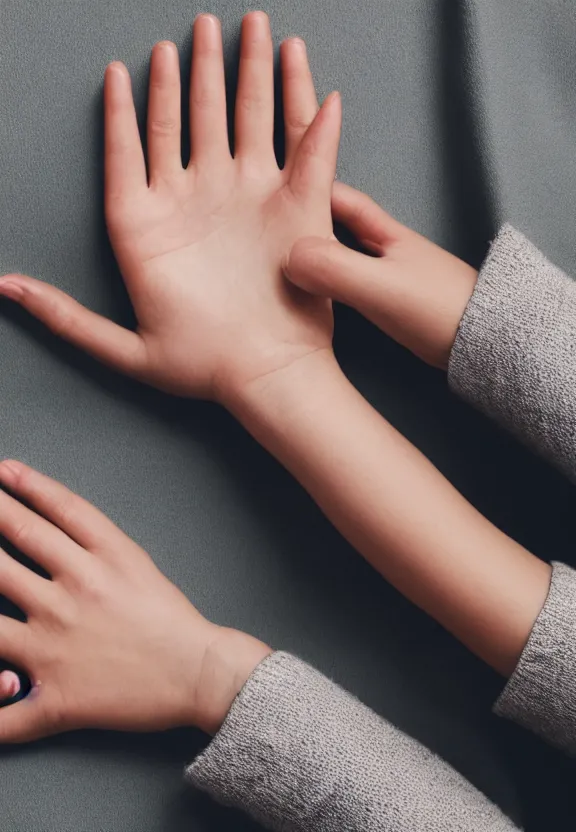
187, 652, 517, 831
449, 224, 576, 480
495, 562, 576, 753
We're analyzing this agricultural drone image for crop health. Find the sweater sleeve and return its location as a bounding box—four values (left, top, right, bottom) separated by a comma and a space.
448, 224, 576, 479
186, 651, 518, 831
494, 561, 576, 752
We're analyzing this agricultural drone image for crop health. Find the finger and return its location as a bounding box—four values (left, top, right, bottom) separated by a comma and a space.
280, 37, 318, 168
289, 91, 342, 204
147, 42, 183, 181
0, 617, 29, 668
190, 14, 230, 162
0, 486, 86, 578
0, 671, 21, 701
0, 461, 134, 555
332, 181, 406, 251
0, 275, 148, 378
104, 62, 147, 199
234, 11, 275, 163
286, 236, 384, 309
0, 697, 48, 744
0, 547, 53, 616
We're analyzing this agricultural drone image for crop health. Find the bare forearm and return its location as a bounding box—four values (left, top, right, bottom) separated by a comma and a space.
227, 350, 551, 676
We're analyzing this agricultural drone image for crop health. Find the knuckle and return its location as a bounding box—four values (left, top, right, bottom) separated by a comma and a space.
42, 588, 76, 629
47, 299, 74, 339
53, 495, 80, 530
191, 87, 215, 112
10, 520, 32, 549
149, 73, 179, 93
70, 563, 108, 604
286, 112, 311, 134
13, 465, 33, 491
238, 92, 267, 115
149, 116, 178, 136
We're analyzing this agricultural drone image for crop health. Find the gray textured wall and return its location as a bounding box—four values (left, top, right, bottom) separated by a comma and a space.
1, 1, 575, 829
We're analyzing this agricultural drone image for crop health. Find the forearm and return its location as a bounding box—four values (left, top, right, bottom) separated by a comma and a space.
227, 350, 551, 676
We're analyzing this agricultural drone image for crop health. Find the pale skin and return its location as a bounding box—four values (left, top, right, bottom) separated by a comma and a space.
0, 12, 551, 733
287, 183, 480, 370
0, 459, 270, 740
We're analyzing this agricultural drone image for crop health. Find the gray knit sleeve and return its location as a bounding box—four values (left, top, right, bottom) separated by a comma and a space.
187, 651, 518, 831
448, 224, 576, 479
495, 561, 576, 752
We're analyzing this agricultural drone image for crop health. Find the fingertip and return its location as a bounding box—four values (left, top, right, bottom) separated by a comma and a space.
282, 238, 316, 280
323, 90, 341, 116
289, 236, 378, 307
0, 671, 21, 701
282, 36, 307, 52
285, 237, 334, 291
106, 60, 129, 78
241, 10, 272, 41
195, 12, 220, 27
244, 10, 269, 23
153, 40, 177, 53
0, 460, 24, 488
0, 278, 24, 301
105, 62, 132, 98
0, 274, 44, 301
0, 272, 28, 284
0, 458, 23, 471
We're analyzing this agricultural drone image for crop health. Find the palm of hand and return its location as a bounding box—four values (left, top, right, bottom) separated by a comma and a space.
0, 14, 341, 401
114, 164, 334, 397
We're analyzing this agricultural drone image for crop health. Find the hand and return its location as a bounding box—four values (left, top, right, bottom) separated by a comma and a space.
285, 182, 479, 370
0, 12, 340, 401
0, 460, 270, 741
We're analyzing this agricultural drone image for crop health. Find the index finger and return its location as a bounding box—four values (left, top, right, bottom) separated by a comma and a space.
0, 461, 134, 556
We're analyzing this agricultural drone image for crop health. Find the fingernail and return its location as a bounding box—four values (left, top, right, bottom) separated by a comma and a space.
0, 280, 24, 300
0, 460, 22, 486
156, 40, 176, 52
289, 37, 306, 51
106, 62, 129, 83
0, 671, 21, 700
247, 10, 268, 25
196, 12, 219, 25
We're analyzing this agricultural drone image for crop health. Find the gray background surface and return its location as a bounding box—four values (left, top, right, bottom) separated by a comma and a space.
0, 1, 575, 829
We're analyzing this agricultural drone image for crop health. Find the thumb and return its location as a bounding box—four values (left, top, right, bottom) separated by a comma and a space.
289, 91, 342, 206
286, 236, 386, 311
0, 274, 148, 378
0, 671, 21, 701
0, 695, 49, 744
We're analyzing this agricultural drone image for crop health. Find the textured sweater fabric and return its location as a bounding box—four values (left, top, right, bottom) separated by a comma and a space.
449, 224, 576, 480
187, 227, 576, 830
495, 562, 576, 753
187, 652, 518, 831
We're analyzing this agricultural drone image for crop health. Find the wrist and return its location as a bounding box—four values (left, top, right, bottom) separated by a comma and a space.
193, 626, 272, 735
221, 347, 344, 433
